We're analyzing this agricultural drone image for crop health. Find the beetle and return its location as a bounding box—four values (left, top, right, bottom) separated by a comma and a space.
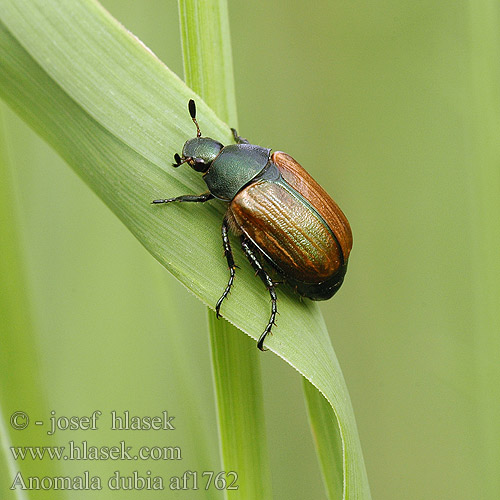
152, 100, 352, 351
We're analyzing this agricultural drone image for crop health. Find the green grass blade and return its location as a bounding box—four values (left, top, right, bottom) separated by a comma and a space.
303, 378, 343, 499
0, 1, 370, 497
208, 314, 272, 498
178, 2, 272, 497
179, 0, 237, 125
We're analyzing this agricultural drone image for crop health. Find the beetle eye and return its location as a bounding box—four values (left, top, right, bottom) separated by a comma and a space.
191, 158, 209, 173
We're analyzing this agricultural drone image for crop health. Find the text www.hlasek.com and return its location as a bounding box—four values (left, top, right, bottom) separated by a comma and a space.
10, 441, 181, 461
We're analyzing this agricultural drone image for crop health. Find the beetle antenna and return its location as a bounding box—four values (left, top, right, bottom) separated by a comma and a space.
188, 99, 201, 137
172, 153, 193, 168
172, 153, 182, 167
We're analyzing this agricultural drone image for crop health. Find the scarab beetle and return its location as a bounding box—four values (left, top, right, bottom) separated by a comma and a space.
153, 100, 352, 351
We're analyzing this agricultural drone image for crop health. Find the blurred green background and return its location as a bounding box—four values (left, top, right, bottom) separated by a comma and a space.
2, 1, 499, 499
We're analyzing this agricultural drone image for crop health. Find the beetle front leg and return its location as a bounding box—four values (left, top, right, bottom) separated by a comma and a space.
151, 192, 214, 204
240, 238, 277, 351
215, 217, 237, 318
231, 128, 250, 145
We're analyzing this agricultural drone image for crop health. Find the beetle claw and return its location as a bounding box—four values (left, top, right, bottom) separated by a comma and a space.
215, 298, 224, 319
257, 337, 270, 351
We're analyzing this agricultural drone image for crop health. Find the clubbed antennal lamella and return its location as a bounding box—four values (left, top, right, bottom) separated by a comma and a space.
172, 153, 183, 167
188, 99, 201, 137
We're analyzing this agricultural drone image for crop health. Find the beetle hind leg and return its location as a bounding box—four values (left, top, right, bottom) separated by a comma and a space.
231, 128, 250, 145
215, 217, 237, 318
240, 238, 278, 351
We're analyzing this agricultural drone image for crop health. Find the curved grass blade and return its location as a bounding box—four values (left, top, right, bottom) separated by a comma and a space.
0, 1, 370, 497
303, 377, 344, 499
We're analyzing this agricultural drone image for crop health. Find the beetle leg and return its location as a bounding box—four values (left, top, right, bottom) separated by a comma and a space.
215, 217, 237, 319
231, 128, 250, 145
151, 192, 214, 204
240, 238, 277, 351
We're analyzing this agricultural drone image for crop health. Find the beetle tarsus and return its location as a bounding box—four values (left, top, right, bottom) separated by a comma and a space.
241, 238, 277, 351
231, 128, 250, 145
257, 321, 274, 351
151, 192, 214, 204
216, 217, 237, 318
257, 333, 270, 351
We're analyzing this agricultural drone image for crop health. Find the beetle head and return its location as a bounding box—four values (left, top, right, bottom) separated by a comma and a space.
172, 100, 223, 173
